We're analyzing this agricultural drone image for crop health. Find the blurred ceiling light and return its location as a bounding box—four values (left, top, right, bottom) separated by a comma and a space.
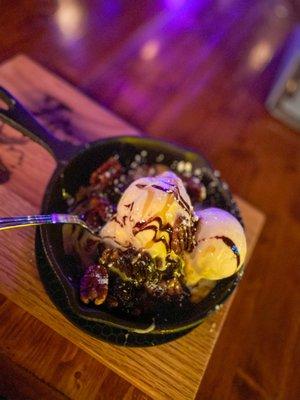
55, 0, 85, 40
140, 40, 160, 61
248, 41, 272, 71
275, 3, 289, 18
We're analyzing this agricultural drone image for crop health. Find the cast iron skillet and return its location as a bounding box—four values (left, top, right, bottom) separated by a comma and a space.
0, 87, 243, 335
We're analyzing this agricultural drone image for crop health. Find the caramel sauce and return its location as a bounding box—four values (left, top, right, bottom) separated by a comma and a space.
150, 183, 192, 216
142, 188, 155, 216
133, 216, 172, 253
101, 235, 130, 248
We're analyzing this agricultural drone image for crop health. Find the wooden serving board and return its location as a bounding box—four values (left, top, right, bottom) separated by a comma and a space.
0, 55, 265, 400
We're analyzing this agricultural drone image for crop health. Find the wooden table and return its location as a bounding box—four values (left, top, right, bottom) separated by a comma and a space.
0, 55, 264, 400
0, 2, 299, 399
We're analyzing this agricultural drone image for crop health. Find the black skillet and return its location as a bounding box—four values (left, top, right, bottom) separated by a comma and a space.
0, 87, 244, 335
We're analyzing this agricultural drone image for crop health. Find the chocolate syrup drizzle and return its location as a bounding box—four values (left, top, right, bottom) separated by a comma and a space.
198, 235, 240, 268
150, 183, 192, 216
133, 216, 173, 253
124, 201, 134, 212
216, 236, 241, 267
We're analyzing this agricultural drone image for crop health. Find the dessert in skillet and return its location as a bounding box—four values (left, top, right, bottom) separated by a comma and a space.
63, 154, 246, 318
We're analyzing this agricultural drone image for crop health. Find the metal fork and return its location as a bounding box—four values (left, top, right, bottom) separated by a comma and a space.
0, 214, 98, 235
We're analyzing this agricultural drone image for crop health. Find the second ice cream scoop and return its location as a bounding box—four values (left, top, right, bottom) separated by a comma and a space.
184, 208, 247, 285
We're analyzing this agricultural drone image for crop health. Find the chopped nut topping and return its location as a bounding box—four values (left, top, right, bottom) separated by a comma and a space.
171, 216, 197, 255
90, 156, 122, 189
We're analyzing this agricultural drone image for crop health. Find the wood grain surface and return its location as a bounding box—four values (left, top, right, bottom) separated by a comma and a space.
0, 55, 264, 400
0, 1, 299, 399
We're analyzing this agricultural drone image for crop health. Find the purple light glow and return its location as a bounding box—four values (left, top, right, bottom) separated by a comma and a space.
101, 1, 121, 18
165, 0, 187, 9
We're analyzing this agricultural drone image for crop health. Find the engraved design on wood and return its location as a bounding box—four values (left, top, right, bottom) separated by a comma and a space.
32, 94, 84, 145
0, 121, 28, 184
0, 156, 10, 184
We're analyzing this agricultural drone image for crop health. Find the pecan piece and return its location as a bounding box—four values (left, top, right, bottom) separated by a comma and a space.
80, 264, 108, 305
89, 156, 122, 188
171, 216, 197, 255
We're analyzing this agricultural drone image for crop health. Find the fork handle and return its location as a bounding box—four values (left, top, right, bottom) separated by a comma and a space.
0, 214, 76, 230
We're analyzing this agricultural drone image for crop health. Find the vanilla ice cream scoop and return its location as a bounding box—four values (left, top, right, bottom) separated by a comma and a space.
100, 171, 194, 268
184, 208, 247, 285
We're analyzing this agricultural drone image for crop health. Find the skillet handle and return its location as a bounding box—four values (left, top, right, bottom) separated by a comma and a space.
0, 87, 79, 163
